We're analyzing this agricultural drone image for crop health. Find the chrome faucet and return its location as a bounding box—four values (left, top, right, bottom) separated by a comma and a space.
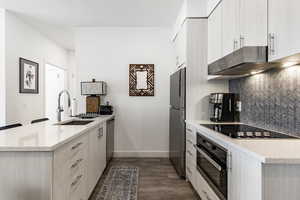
57, 90, 71, 122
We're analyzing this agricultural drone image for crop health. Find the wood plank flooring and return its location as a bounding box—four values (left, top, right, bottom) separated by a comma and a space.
89, 158, 200, 200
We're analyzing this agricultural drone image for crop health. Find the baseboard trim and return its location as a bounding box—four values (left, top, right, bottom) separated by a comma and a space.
114, 151, 169, 158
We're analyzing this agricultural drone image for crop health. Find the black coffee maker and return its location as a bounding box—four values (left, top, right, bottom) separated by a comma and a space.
209, 93, 240, 122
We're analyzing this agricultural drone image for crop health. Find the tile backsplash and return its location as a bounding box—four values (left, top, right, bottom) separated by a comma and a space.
229, 66, 300, 136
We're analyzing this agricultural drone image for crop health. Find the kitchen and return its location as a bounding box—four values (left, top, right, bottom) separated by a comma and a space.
0, 0, 300, 200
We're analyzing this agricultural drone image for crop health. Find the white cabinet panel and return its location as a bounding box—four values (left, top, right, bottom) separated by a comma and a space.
88, 123, 107, 195
239, 0, 267, 47
268, 0, 300, 61
222, 0, 239, 56
228, 149, 262, 200
208, 2, 222, 64
174, 25, 187, 67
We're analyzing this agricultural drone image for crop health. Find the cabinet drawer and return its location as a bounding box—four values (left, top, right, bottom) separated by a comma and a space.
54, 134, 88, 167
186, 164, 197, 189
68, 149, 86, 178
186, 127, 196, 144
196, 171, 220, 200
69, 173, 86, 200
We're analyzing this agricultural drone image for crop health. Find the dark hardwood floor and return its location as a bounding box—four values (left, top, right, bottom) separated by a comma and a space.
89, 158, 200, 200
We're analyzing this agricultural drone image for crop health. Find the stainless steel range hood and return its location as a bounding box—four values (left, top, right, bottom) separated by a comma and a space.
208, 46, 275, 76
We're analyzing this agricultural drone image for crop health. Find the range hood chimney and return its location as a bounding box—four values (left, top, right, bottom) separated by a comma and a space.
208, 46, 276, 76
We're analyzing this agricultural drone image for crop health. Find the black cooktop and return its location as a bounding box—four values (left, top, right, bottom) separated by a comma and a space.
200, 124, 298, 139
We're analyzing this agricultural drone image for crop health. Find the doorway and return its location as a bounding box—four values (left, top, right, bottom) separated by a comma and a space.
45, 63, 66, 121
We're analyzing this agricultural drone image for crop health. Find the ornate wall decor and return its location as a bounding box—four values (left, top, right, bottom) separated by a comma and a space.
129, 64, 154, 96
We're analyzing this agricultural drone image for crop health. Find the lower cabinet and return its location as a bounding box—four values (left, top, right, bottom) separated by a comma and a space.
87, 123, 107, 195
53, 133, 89, 200
53, 123, 107, 200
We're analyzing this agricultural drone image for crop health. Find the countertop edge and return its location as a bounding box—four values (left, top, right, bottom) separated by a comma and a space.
0, 115, 115, 152
187, 120, 300, 165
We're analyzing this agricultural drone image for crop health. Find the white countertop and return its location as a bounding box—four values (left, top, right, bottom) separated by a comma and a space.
187, 120, 300, 164
0, 115, 114, 152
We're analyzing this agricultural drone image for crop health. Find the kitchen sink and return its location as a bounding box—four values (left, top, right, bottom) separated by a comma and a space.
59, 120, 94, 125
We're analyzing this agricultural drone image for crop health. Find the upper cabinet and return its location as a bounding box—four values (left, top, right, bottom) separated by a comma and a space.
208, 0, 268, 64
222, 0, 240, 57
268, 0, 300, 62
239, 0, 267, 47
208, 2, 222, 64
174, 24, 187, 67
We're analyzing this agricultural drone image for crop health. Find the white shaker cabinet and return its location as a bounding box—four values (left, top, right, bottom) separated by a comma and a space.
239, 0, 267, 48
268, 0, 300, 61
221, 0, 240, 57
208, 2, 223, 64
173, 24, 187, 68
53, 134, 89, 200
88, 123, 107, 195
227, 149, 262, 200
208, 0, 267, 64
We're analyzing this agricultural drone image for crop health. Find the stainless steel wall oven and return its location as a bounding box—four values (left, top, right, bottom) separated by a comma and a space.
196, 133, 228, 200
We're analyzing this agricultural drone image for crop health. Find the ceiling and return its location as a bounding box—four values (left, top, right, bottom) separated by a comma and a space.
0, 0, 183, 50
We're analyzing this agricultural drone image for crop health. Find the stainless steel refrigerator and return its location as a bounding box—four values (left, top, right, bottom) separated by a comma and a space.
169, 68, 186, 178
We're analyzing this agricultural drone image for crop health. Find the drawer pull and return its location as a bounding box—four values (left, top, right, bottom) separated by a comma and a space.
187, 139, 193, 144
186, 167, 192, 174
71, 142, 83, 150
187, 150, 193, 156
71, 174, 83, 187
187, 128, 192, 133
70, 158, 83, 169
98, 128, 104, 138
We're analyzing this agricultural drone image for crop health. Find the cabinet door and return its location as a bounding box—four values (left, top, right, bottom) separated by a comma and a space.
268, 0, 300, 61
227, 150, 262, 200
222, 0, 239, 56
239, 0, 267, 47
174, 25, 187, 67
208, 2, 223, 64
88, 124, 107, 195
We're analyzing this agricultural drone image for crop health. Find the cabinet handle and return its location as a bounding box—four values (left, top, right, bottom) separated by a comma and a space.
268, 33, 275, 56
233, 39, 238, 50
228, 152, 232, 171
71, 174, 83, 187
240, 35, 245, 48
187, 128, 192, 133
71, 142, 83, 150
187, 150, 193, 156
70, 158, 83, 169
98, 128, 104, 138
186, 166, 192, 174
187, 139, 193, 145
202, 190, 212, 200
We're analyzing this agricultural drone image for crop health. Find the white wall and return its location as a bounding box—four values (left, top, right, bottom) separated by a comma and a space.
75, 27, 175, 157
0, 9, 5, 126
5, 11, 69, 125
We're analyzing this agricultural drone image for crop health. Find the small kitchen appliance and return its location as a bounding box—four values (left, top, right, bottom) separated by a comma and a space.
209, 93, 240, 122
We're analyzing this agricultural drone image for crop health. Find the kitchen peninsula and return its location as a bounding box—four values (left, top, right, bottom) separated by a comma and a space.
0, 115, 114, 200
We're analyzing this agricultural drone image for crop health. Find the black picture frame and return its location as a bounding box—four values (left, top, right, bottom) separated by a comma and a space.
19, 58, 39, 94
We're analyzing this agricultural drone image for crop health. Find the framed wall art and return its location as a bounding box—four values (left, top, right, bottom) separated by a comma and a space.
129, 64, 154, 96
19, 58, 39, 94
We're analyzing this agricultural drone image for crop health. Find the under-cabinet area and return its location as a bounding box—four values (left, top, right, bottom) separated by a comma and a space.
0, 116, 113, 200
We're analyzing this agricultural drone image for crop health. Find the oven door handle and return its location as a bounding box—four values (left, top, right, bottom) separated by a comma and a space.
194, 144, 223, 172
